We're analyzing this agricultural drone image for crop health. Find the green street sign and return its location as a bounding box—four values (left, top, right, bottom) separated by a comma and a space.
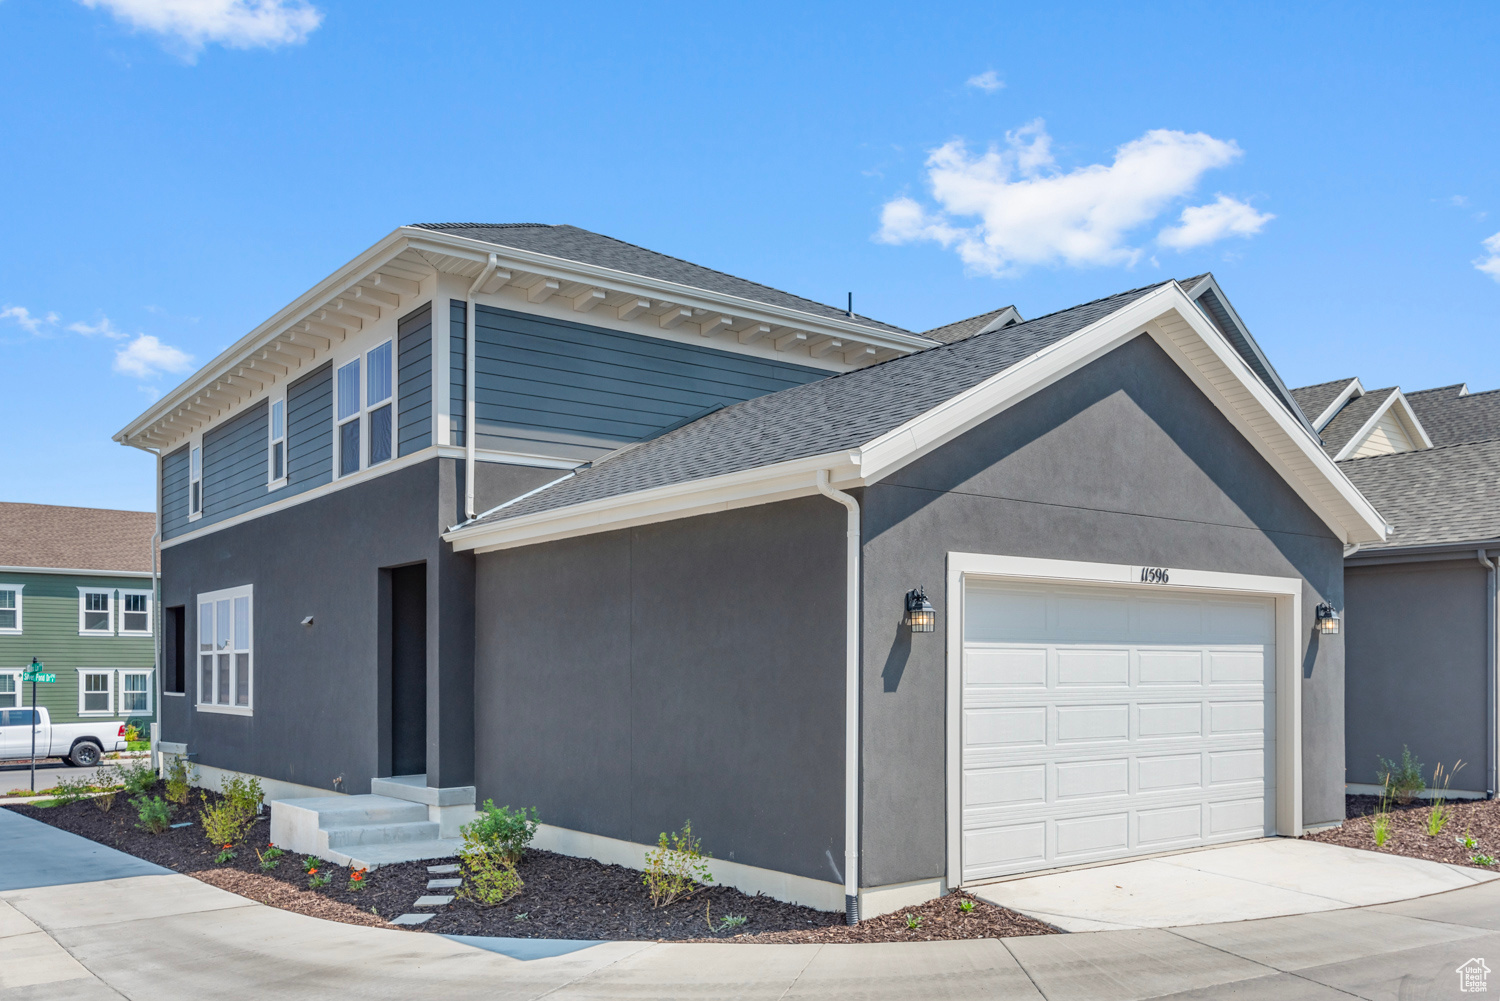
21, 672, 56, 683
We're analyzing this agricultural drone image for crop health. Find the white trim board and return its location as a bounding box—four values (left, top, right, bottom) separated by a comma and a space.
447, 281, 1389, 554
942, 552, 1305, 891
1331, 388, 1433, 461
1311, 378, 1365, 432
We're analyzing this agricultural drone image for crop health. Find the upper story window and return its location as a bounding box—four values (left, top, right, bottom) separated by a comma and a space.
336, 340, 395, 478
0, 584, 21, 634
268, 397, 287, 488
198, 584, 252, 714
120, 590, 152, 636
79, 589, 113, 635
189, 444, 203, 520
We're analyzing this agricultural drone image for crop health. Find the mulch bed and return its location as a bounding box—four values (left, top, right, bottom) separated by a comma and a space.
6, 786, 1055, 942
1303, 794, 1500, 870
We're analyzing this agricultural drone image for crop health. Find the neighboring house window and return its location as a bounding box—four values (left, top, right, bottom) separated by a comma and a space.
79, 670, 113, 714
79, 589, 113, 635
120, 591, 152, 635
269, 397, 287, 488
121, 670, 152, 714
189, 444, 203, 519
337, 358, 361, 477
197, 584, 252, 712
0, 584, 21, 634
367, 340, 394, 467
0, 672, 17, 708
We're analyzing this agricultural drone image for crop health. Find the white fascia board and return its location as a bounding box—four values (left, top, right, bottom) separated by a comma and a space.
1391, 390, 1434, 450
1312, 378, 1366, 432
444, 451, 861, 553
1330, 389, 1412, 461
1188, 275, 1305, 421
400, 228, 932, 354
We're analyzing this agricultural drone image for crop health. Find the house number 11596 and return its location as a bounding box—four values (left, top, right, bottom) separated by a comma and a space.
1140, 567, 1170, 583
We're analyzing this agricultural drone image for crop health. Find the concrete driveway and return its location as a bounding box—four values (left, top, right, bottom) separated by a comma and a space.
974, 837, 1499, 931
4, 809, 1500, 1000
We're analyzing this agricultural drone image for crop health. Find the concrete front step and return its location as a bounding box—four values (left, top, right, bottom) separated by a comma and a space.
339, 838, 463, 870
324, 819, 441, 849
270, 779, 476, 870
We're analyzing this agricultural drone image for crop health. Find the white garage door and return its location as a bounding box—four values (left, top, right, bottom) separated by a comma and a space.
961, 578, 1276, 882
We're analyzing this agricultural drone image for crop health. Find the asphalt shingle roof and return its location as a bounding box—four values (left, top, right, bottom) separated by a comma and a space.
1290, 378, 1359, 427
0, 503, 156, 573
467, 280, 1173, 527
1340, 439, 1500, 549
1406, 384, 1500, 447
1318, 387, 1395, 456
922, 307, 1018, 344
412, 224, 916, 338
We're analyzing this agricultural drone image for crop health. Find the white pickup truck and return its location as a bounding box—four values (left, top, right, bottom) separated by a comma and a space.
0, 708, 128, 767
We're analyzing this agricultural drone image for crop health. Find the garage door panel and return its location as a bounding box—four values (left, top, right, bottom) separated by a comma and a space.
961, 579, 1275, 882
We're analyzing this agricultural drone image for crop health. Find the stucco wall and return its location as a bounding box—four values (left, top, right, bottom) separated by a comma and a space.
472, 497, 847, 883
1345, 558, 1489, 790
858, 334, 1346, 887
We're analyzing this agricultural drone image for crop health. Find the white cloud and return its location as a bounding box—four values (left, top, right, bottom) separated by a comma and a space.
876, 120, 1266, 276
1477, 232, 1500, 282
114, 334, 194, 378
1158, 194, 1274, 250
68, 316, 128, 339
1, 306, 59, 335
966, 70, 1004, 93
78, 0, 322, 57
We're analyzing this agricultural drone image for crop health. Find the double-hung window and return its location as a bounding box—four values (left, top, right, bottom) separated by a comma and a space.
268, 397, 287, 488
197, 584, 252, 713
79, 670, 113, 714
79, 589, 113, 635
337, 358, 361, 477
0, 672, 18, 708
366, 341, 393, 466
121, 670, 152, 714
189, 444, 203, 519
336, 340, 395, 477
120, 590, 152, 635
0, 584, 21, 634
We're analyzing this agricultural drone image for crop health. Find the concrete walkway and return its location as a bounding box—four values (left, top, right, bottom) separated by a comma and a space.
974, 837, 1500, 931
5, 809, 1500, 999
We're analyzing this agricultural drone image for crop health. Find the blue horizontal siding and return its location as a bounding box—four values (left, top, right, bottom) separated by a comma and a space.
471, 304, 825, 459
450, 299, 466, 446
397, 303, 432, 456
288, 361, 333, 487
201, 400, 270, 524
161, 446, 191, 538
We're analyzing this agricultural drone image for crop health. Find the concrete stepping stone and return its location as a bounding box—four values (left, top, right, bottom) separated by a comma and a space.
427, 878, 461, 889
390, 913, 433, 926
427, 864, 459, 874
413, 895, 454, 907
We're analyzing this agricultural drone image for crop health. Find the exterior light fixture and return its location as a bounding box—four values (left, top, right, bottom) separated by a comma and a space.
1314, 603, 1340, 635
904, 588, 936, 633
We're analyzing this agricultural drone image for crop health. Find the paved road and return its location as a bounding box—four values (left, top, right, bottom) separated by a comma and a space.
0, 753, 147, 798
1, 807, 1495, 1000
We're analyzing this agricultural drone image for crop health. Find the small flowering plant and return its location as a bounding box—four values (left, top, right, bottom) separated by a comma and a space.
302, 856, 320, 874
215, 843, 237, 864
256, 844, 285, 871
347, 867, 369, 892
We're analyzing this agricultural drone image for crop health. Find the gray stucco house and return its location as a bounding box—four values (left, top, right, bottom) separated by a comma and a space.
1291, 377, 1500, 800
116, 226, 1386, 919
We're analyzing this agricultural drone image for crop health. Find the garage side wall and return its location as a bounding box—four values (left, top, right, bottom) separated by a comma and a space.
473, 496, 847, 883
1344, 559, 1489, 790
859, 334, 1345, 887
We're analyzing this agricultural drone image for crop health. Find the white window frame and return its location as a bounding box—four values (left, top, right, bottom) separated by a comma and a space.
0, 670, 20, 709
336, 356, 361, 478
77, 669, 115, 716
365, 339, 396, 469
118, 589, 153, 636
189, 439, 203, 521
268, 395, 288, 490
120, 669, 153, 715
196, 584, 253, 716
0, 583, 22, 635
78, 587, 115, 636
334, 340, 396, 479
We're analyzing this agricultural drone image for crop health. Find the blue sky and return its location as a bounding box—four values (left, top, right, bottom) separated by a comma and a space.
2, 0, 1497, 511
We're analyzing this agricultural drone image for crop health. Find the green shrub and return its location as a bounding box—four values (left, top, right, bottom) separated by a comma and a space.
1377, 746, 1426, 805
905, 913, 923, 930
164, 756, 195, 805
457, 830, 525, 906
641, 821, 713, 908
118, 759, 156, 797
199, 798, 250, 848
460, 801, 539, 864
220, 775, 264, 818
51, 776, 95, 806
133, 795, 171, 834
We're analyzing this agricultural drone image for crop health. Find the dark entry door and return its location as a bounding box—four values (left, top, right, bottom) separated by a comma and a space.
390, 563, 428, 777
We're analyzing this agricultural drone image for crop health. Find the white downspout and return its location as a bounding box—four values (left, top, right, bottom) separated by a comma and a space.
150, 451, 162, 775
1480, 549, 1497, 797
464, 254, 499, 519
816, 469, 861, 923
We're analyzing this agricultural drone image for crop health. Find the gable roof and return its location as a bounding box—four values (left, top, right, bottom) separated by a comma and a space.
0, 503, 155, 574
922, 306, 1023, 344
1340, 439, 1500, 550
1290, 377, 1362, 429
1406, 383, 1500, 447
1318, 387, 1396, 456
412, 224, 914, 338
445, 278, 1387, 551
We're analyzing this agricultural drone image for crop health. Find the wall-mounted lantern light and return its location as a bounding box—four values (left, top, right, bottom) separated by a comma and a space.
1314, 603, 1340, 635
904, 588, 936, 633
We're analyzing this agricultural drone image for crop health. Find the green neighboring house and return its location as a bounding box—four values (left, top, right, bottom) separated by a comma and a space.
0, 502, 157, 734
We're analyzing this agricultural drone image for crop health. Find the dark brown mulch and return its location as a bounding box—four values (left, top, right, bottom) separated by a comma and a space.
1303, 794, 1500, 870
6, 789, 1055, 942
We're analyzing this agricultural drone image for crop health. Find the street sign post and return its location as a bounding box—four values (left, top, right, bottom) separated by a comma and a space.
24, 659, 56, 792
